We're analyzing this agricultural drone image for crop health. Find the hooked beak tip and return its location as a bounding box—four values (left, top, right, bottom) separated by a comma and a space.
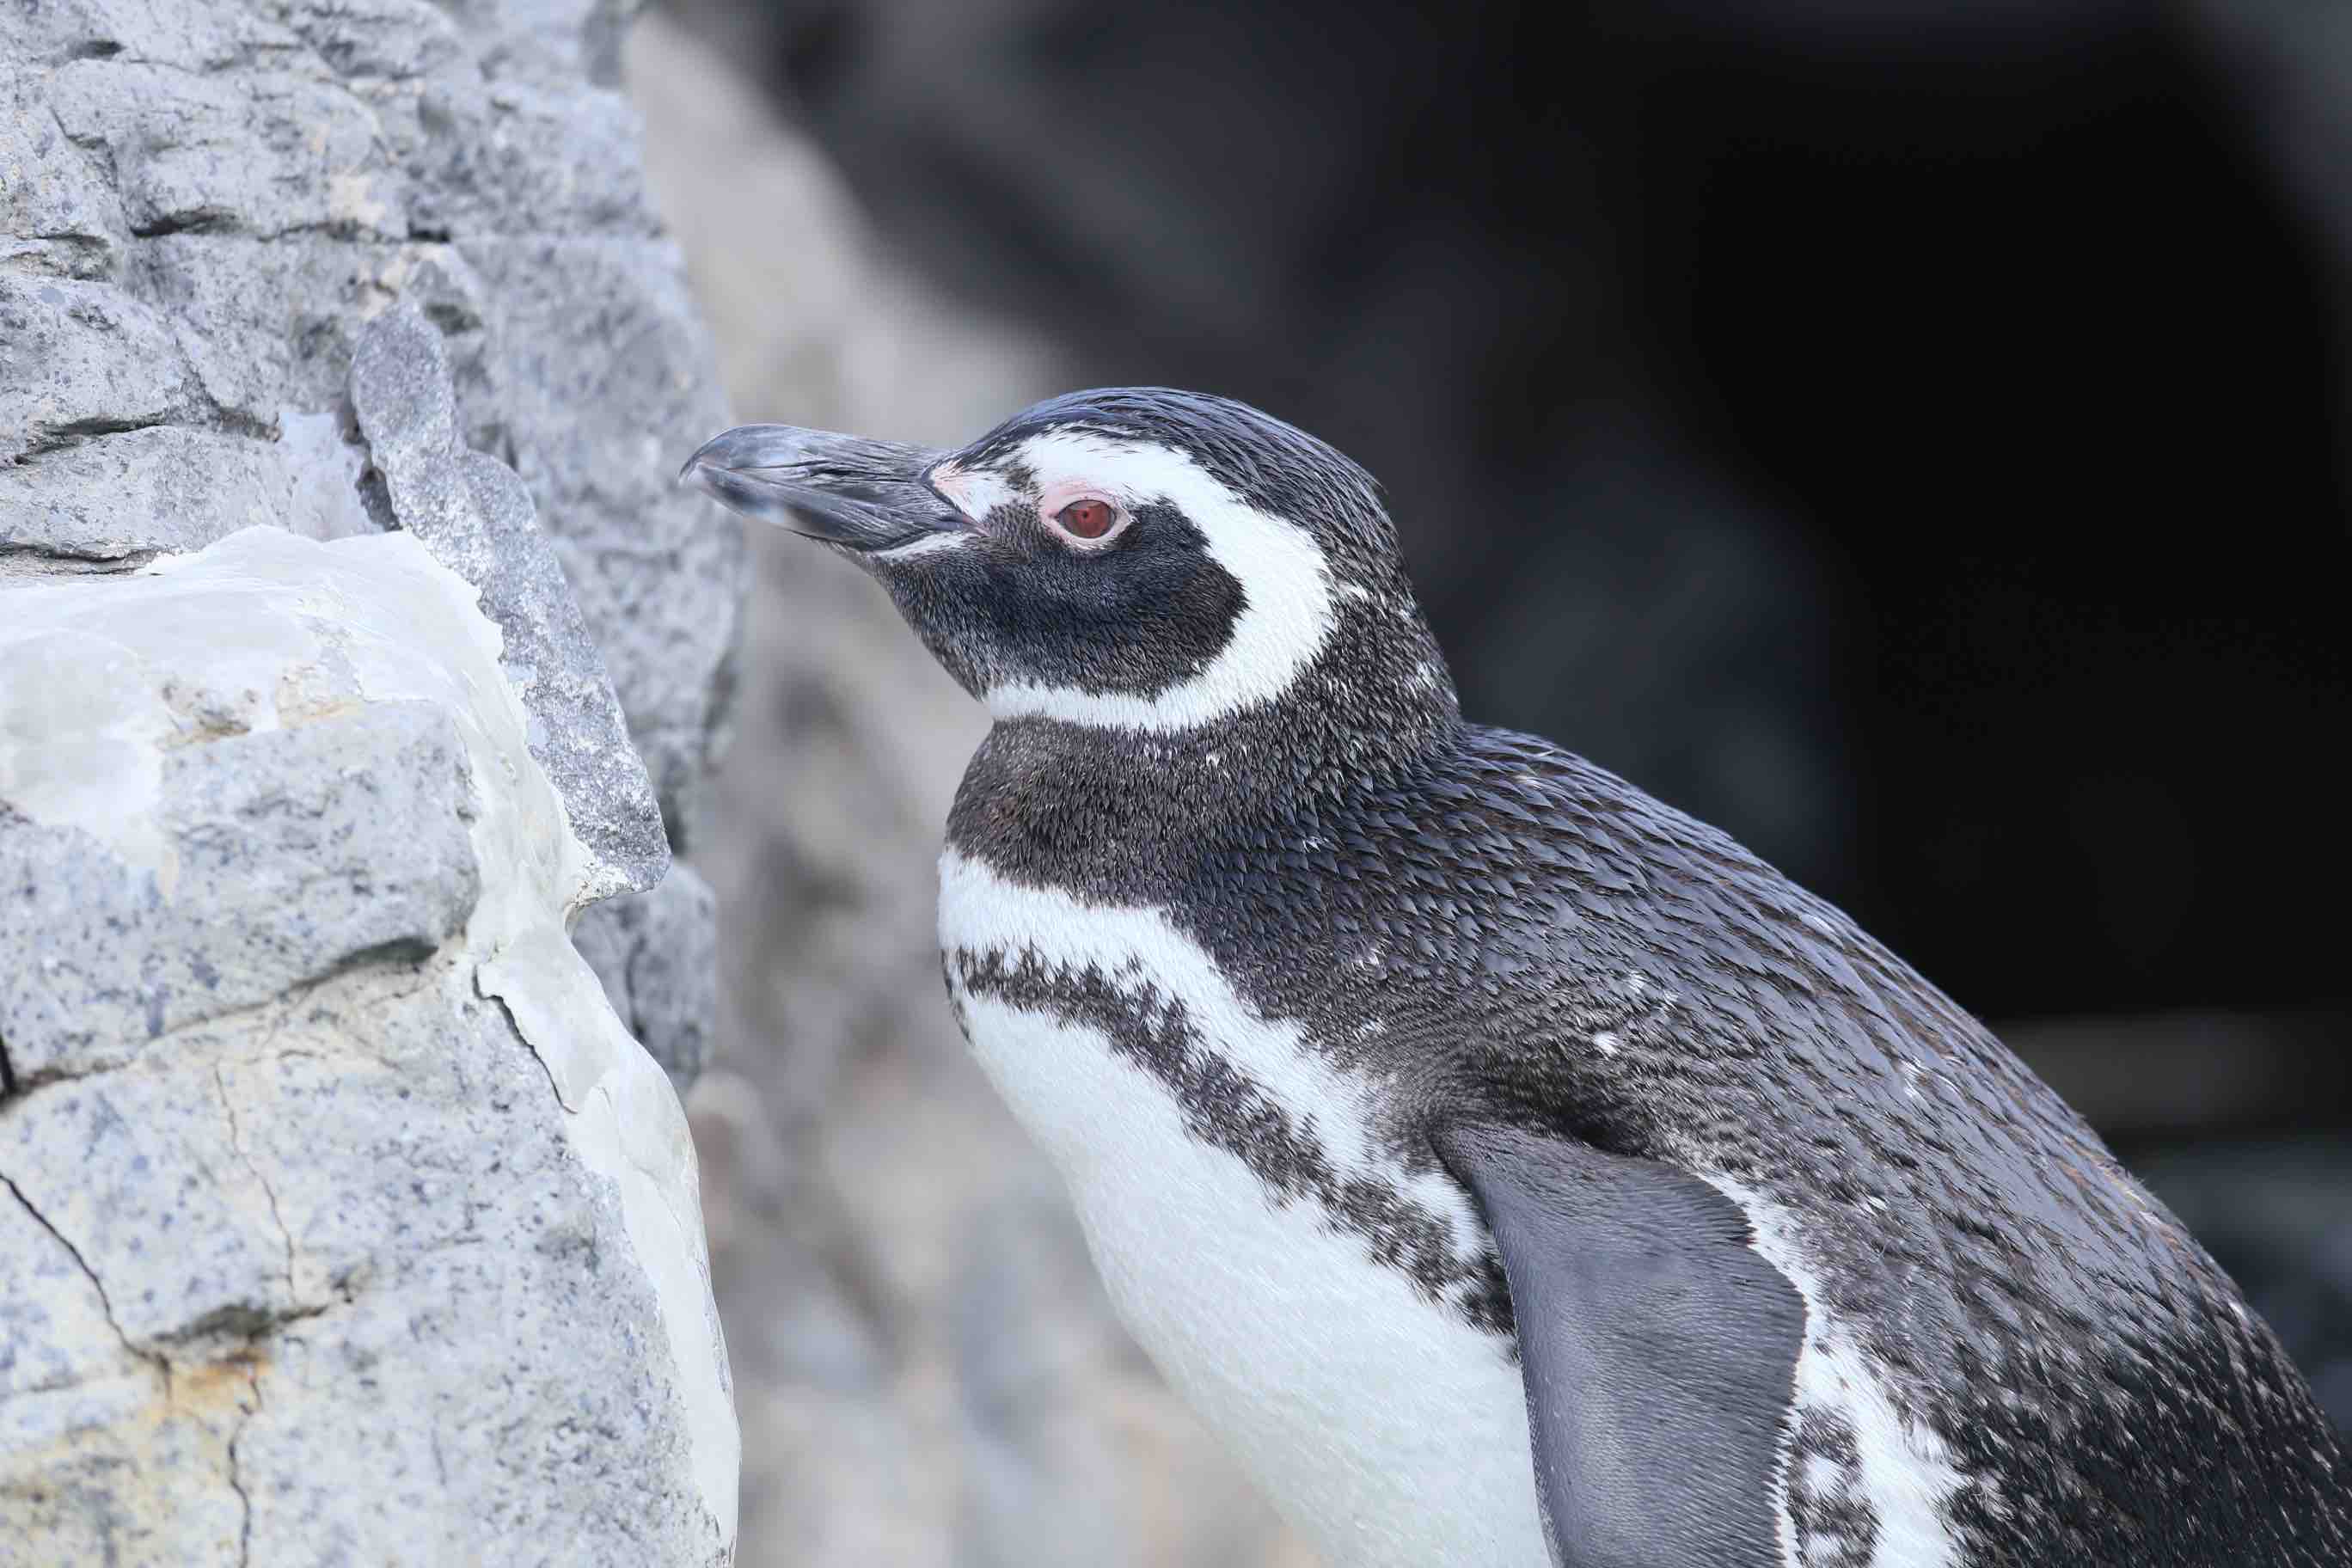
673, 423, 960, 555
677, 430, 743, 493
673, 444, 763, 520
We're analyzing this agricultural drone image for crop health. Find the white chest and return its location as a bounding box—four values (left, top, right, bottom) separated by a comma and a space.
938, 849, 1548, 1568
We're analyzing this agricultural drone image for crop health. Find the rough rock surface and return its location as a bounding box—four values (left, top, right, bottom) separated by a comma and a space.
351, 301, 669, 906
3, 0, 743, 1559
0, 702, 481, 1085
0, 0, 740, 1056
0, 527, 737, 1564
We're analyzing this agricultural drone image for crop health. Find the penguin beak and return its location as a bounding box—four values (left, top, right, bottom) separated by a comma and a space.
677, 425, 963, 554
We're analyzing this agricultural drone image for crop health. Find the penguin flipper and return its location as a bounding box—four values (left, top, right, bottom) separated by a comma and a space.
1438, 1121, 1804, 1568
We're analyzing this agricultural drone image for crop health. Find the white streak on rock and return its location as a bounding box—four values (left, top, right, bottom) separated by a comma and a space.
2, 527, 738, 1543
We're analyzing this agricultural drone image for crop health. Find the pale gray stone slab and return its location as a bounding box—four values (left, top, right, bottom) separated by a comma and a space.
0, 2, 744, 1548
0, 276, 197, 462
46, 61, 401, 242
0, 426, 364, 565
0, 702, 481, 1087
0, 84, 126, 280
0, 527, 736, 1564
350, 301, 671, 903
460, 235, 744, 848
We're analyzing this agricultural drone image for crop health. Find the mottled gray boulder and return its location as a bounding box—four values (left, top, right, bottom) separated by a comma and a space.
351, 302, 669, 904
0, 527, 737, 1565
0, 420, 375, 571
0, 0, 742, 1071
0, 702, 481, 1087
0, 273, 199, 457
2, 0, 745, 1559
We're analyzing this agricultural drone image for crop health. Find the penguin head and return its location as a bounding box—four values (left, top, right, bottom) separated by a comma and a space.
681, 388, 1455, 742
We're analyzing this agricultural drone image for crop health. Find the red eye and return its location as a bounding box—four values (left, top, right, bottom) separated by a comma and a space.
1055, 499, 1117, 540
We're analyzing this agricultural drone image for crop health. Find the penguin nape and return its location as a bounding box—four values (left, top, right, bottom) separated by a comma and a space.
681, 389, 2352, 1568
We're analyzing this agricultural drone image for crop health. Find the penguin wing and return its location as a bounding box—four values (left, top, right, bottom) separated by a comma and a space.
1437, 1120, 1804, 1568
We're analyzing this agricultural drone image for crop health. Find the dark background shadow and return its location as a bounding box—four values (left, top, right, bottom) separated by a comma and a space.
663, 0, 2351, 1425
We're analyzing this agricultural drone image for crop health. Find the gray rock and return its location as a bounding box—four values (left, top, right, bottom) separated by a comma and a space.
0, 0, 747, 1554
459, 234, 743, 850
0, 82, 126, 280
125, 236, 467, 436
272, 0, 469, 83
351, 300, 671, 903
0, 275, 199, 462
275, 410, 383, 542
6, 1067, 305, 1348
462, 0, 639, 89
46, 59, 401, 242
0, 426, 367, 566
0, 958, 732, 1567
0, 1173, 150, 1466
0, 701, 481, 1088
576, 862, 718, 1093
0, 526, 737, 1565
399, 76, 659, 241
20, 0, 311, 73
1, 0, 742, 856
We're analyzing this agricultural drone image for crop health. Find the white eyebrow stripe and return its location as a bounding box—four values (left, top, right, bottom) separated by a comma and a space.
932, 460, 1017, 520
983, 428, 1337, 733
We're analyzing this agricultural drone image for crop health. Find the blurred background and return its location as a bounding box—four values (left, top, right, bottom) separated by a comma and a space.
621, 2, 2350, 1561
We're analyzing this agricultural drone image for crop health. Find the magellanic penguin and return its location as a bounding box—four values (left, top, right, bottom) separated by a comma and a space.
682, 390, 2351, 1568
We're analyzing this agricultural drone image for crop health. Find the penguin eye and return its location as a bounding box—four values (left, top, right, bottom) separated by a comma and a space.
1052, 499, 1118, 542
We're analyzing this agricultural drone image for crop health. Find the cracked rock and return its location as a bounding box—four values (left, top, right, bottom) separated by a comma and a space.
0, 528, 736, 1565
0, 697, 481, 1087
459, 233, 743, 849
0, 83, 126, 280
0, 0, 742, 1083
46, 59, 401, 242
352, 300, 671, 904
0, 275, 199, 462
1, 0, 744, 1553
0, 424, 372, 567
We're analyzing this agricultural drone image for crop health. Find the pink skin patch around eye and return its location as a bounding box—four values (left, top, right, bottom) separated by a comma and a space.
1036, 479, 1127, 545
